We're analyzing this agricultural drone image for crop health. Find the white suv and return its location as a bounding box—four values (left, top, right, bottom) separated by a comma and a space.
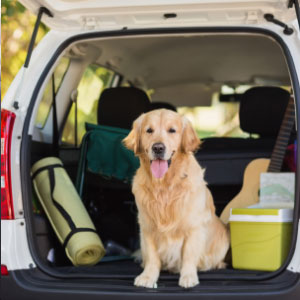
1, 1, 300, 299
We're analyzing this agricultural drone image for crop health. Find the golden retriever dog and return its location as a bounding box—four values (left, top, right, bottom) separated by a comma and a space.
123, 109, 229, 289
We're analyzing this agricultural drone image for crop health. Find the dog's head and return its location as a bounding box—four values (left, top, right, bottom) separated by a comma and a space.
123, 109, 200, 179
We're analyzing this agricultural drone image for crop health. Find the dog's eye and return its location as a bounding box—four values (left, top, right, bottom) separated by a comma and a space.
168, 128, 176, 133
146, 128, 153, 134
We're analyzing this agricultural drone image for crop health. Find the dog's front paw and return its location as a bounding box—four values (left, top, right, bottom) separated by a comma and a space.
179, 273, 199, 288
134, 273, 158, 288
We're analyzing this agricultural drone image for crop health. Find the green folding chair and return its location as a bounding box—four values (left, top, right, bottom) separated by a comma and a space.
75, 122, 139, 198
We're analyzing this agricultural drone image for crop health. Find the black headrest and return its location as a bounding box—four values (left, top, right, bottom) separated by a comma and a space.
239, 87, 290, 137
150, 102, 177, 112
97, 87, 151, 130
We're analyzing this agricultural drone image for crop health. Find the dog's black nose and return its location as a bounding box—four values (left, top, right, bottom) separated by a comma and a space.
152, 143, 165, 155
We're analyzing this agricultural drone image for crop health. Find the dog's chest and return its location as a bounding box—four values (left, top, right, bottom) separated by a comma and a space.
142, 185, 190, 232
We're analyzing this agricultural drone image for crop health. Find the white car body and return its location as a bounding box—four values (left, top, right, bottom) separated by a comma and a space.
1, 0, 300, 293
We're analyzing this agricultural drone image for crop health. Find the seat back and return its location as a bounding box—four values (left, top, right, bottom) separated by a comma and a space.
97, 87, 151, 129
197, 86, 290, 185
76, 87, 151, 196
239, 86, 290, 138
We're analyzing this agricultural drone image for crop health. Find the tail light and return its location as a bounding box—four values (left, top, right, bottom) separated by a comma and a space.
1, 265, 9, 276
1, 109, 16, 220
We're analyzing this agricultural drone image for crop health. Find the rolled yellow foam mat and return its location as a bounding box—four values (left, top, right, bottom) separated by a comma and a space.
31, 157, 105, 266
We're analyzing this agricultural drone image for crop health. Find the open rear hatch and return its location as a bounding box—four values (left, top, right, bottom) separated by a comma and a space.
19, 0, 298, 31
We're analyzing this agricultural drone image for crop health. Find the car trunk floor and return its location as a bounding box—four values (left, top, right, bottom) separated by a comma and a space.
55, 259, 268, 279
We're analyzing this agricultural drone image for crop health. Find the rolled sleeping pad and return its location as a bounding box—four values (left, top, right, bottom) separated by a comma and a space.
31, 157, 105, 266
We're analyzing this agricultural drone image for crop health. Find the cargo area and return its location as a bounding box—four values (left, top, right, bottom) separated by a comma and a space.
25, 31, 298, 283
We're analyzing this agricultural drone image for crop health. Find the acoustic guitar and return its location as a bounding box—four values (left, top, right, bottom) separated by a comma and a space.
220, 95, 295, 224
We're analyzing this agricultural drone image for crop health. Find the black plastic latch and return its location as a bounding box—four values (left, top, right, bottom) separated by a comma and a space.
264, 13, 294, 35
13, 101, 19, 110
164, 13, 177, 19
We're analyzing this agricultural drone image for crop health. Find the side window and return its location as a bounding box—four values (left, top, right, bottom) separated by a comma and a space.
35, 57, 70, 128
61, 65, 114, 147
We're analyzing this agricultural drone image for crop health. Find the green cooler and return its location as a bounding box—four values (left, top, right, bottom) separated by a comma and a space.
229, 208, 293, 271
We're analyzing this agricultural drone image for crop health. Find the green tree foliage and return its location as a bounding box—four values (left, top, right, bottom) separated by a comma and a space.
1, 0, 48, 97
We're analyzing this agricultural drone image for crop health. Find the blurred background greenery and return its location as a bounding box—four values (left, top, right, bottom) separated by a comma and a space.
1, 0, 48, 98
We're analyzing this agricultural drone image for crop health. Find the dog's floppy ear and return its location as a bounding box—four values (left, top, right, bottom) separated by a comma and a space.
123, 114, 144, 154
181, 116, 201, 153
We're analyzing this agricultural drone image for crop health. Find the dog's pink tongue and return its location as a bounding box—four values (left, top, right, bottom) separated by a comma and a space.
151, 160, 168, 179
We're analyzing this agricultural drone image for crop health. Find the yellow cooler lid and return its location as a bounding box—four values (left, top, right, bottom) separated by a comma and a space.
229, 208, 293, 223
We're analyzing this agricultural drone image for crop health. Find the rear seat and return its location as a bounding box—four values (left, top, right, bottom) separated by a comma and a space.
196, 86, 290, 186
149, 101, 177, 112
81, 86, 152, 190
97, 87, 151, 129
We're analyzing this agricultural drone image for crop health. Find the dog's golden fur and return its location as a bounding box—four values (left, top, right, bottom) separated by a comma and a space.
123, 109, 229, 288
